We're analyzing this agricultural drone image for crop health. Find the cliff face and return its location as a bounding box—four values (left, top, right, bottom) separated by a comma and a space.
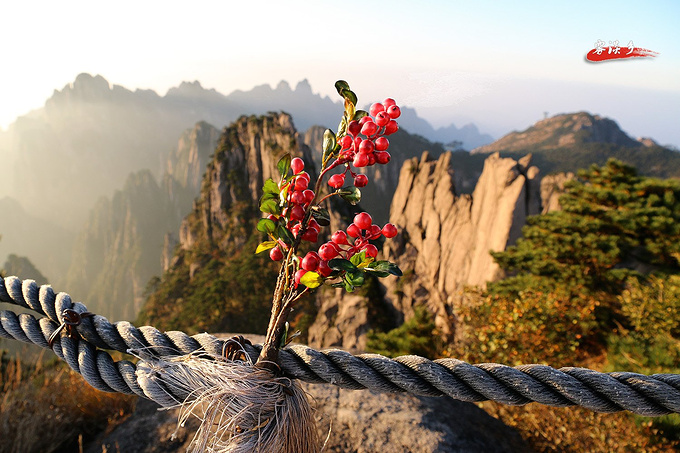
178, 114, 312, 254
139, 113, 316, 334
307, 151, 545, 347
63, 122, 219, 321
381, 152, 541, 338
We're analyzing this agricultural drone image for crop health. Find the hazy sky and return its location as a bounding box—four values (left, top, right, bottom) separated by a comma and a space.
2, 0, 679, 145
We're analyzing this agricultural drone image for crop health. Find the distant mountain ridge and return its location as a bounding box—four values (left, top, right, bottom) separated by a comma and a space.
470, 111, 680, 179
0, 73, 492, 232
472, 111, 654, 154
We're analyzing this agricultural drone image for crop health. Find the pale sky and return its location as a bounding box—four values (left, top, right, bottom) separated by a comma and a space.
1, 0, 679, 145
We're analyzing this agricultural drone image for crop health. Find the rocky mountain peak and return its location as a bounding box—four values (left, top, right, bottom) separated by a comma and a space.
472, 111, 640, 154
381, 151, 541, 339
178, 112, 312, 253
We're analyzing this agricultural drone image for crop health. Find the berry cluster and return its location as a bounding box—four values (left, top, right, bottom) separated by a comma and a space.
328, 99, 401, 189
294, 212, 398, 286
268, 157, 320, 261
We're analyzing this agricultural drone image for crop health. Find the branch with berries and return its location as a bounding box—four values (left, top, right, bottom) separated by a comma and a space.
255, 81, 403, 370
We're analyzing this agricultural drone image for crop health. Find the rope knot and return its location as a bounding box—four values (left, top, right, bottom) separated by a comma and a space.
48, 308, 94, 348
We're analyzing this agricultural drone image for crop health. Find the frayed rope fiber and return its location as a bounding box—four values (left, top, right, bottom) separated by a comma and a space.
134, 347, 320, 453
2, 276, 680, 419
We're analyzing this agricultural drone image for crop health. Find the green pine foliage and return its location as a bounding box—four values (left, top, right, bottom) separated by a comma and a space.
366, 307, 441, 358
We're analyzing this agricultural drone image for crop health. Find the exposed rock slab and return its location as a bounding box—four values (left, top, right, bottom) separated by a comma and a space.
86, 383, 528, 453
382, 151, 540, 339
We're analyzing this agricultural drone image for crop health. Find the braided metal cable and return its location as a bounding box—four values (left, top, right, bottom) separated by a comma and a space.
1, 276, 679, 416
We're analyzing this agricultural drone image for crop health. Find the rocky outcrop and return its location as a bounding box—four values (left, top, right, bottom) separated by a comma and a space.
178, 114, 313, 254
165, 121, 220, 194
540, 172, 575, 214
472, 111, 641, 154
380, 152, 540, 339
307, 151, 542, 347
86, 383, 527, 453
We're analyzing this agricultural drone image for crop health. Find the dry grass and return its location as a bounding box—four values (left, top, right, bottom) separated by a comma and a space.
0, 350, 136, 453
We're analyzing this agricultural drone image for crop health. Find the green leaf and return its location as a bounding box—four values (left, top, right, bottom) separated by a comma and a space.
260, 199, 280, 215
311, 206, 330, 226
277, 154, 291, 179
337, 116, 348, 137
350, 250, 367, 266
346, 270, 365, 287
276, 224, 294, 245
300, 271, 323, 289
323, 129, 336, 155
328, 258, 357, 272
257, 218, 277, 234
341, 88, 357, 106
334, 80, 350, 94
262, 178, 280, 196
255, 240, 277, 254
353, 110, 368, 122
366, 260, 403, 277
338, 186, 362, 205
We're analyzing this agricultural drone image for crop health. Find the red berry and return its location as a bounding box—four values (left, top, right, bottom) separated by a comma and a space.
303, 189, 315, 204
386, 105, 401, 119
361, 121, 378, 137
354, 174, 368, 187
332, 230, 349, 245
363, 244, 378, 258
328, 173, 345, 189
367, 154, 376, 166
291, 223, 301, 237
339, 135, 353, 149
375, 111, 390, 127
290, 205, 305, 221
291, 191, 305, 205
269, 247, 283, 261
348, 120, 361, 136
317, 260, 332, 277
308, 218, 321, 232
375, 151, 391, 165
291, 157, 305, 174
346, 223, 361, 238
298, 172, 311, 183
382, 223, 398, 238
354, 212, 373, 230
301, 228, 318, 243
369, 224, 382, 238
370, 102, 385, 117
375, 137, 389, 151
318, 243, 339, 261
384, 120, 399, 135
267, 214, 278, 221
358, 139, 374, 154
294, 177, 309, 191
359, 116, 372, 125
383, 98, 396, 108
294, 269, 307, 286
353, 153, 369, 168
301, 253, 320, 271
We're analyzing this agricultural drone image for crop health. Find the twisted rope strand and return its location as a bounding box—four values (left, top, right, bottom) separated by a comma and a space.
1, 276, 678, 416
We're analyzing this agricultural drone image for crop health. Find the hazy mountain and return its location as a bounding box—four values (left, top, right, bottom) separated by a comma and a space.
0, 197, 73, 283
0, 73, 492, 233
62, 122, 219, 321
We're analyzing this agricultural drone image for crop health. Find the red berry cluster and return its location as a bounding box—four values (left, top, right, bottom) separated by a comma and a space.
294, 212, 398, 285
269, 157, 320, 262
328, 99, 401, 189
